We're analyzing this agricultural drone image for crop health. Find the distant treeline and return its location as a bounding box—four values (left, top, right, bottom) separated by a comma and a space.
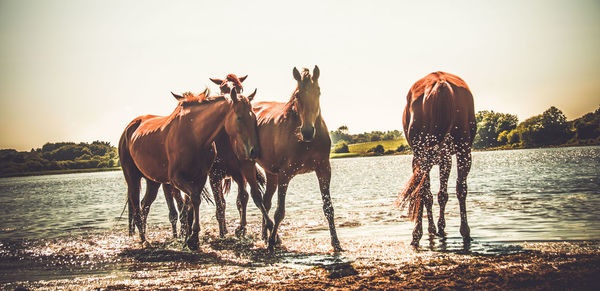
0, 141, 119, 177
473, 106, 600, 149
330, 105, 600, 154
330, 126, 403, 145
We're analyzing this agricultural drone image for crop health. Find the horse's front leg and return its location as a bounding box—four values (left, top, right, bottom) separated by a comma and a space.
233, 175, 249, 237
240, 162, 273, 239
172, 172, 208, 250
315, 161, 343, 252
268, 173, 291, 252
209, 168, 227, 237
261, 172, 278, 242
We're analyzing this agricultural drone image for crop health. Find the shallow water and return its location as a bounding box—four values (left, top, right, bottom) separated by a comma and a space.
1, 146, 599, 285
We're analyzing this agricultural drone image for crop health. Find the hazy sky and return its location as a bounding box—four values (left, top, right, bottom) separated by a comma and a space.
1, 0, 599, 150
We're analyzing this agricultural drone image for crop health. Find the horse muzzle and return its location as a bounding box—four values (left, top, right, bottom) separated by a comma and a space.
300, 126, 315, 142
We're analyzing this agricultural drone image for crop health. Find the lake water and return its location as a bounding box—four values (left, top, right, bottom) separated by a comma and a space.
1, 146, 599, 284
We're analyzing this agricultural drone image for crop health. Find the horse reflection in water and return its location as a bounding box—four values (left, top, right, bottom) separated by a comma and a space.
398, 71, 476, 247
118, 88, 270, 250
252, 66, 343, 252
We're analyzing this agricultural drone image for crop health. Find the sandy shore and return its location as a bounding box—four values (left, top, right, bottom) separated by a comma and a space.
2, 228, 599, 290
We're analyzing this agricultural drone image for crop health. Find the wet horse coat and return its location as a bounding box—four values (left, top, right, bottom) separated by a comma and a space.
398, 71, 476, 246
252, 66, 342, 252
208, 75, 271, 238
118, 89, 261, 249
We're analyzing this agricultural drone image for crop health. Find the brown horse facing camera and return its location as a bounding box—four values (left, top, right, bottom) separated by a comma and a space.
118, 88, 262, 250
252, 66, 343, 252
398, 71, 476, 247
207, 74, 272, 238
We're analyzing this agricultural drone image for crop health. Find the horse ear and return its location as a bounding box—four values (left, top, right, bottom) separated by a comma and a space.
209, 78, 223, 85
201, 87, 210, 99
293, 67, 301, 82
312, 65, 320, 82
230, 87, 239, 102
171, 92, 184, 100
239, 75, 248, 83
247, 88, 257, 102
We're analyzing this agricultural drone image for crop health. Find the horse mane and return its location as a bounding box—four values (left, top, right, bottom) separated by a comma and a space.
280, 68, 311, 118
133, 90, 227, 140
225, 74, 244, 89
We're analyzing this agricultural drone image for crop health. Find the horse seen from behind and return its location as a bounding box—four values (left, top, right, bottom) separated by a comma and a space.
398, 71, 476, 246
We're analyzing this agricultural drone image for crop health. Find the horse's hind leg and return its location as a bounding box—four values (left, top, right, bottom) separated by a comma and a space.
423, 173, 437, 236
162, 184, 179, 238
125, 175, 144, 243
410, 154, 432, 247
456, 149, 473, 242
140, 179, 160, 242
209, 170, 228, 237
437, 155, 452, 236
128, 198, 135, 236
261, 172, 278, 241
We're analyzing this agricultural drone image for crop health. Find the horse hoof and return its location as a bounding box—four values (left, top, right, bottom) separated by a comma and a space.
410, 240, 420, 248
141, 241, 151, 248
235, 227, 246, 238
187, 239, 199, 250
333, 245, 344, 253
428, 226, 437, 235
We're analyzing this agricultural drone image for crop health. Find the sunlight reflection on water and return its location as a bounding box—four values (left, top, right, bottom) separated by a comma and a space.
0, 146, 599, 284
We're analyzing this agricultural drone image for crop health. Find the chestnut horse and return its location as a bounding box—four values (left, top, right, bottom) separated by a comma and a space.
397, 71, 476, 246
139, 74, 272, 239
118, 88, 262, 249
252, 66, 343, 252
208, 75, 271, 237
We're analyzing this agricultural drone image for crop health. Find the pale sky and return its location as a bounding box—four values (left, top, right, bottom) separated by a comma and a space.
1, 0, 599, 150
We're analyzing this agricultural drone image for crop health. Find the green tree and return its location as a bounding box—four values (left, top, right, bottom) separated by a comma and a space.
333, 141, 349, 153
473, 111, 518, 148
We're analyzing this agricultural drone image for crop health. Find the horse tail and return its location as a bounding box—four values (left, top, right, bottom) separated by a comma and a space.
221, 178, 232, 196
202, 186, 214, 205
256, 167, 266, 192
395, 165, 428, 222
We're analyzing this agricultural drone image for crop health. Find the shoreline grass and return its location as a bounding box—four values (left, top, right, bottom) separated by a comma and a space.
1, 167, 121, 178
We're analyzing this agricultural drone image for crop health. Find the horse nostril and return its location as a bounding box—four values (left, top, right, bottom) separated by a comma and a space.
301, 126, 315, 141
249, 147, 258, 159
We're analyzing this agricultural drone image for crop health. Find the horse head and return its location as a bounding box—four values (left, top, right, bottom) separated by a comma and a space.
292, 65, 321, 142
210, 74, 247, 94
225, 88, 260, 160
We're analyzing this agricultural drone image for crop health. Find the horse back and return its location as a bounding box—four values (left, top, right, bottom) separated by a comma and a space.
120, 115, 171, 183
404, 72, 474, 149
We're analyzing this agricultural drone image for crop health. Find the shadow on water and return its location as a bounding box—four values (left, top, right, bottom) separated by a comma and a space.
117, 234, 357, 279
417, 234, 525, 255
